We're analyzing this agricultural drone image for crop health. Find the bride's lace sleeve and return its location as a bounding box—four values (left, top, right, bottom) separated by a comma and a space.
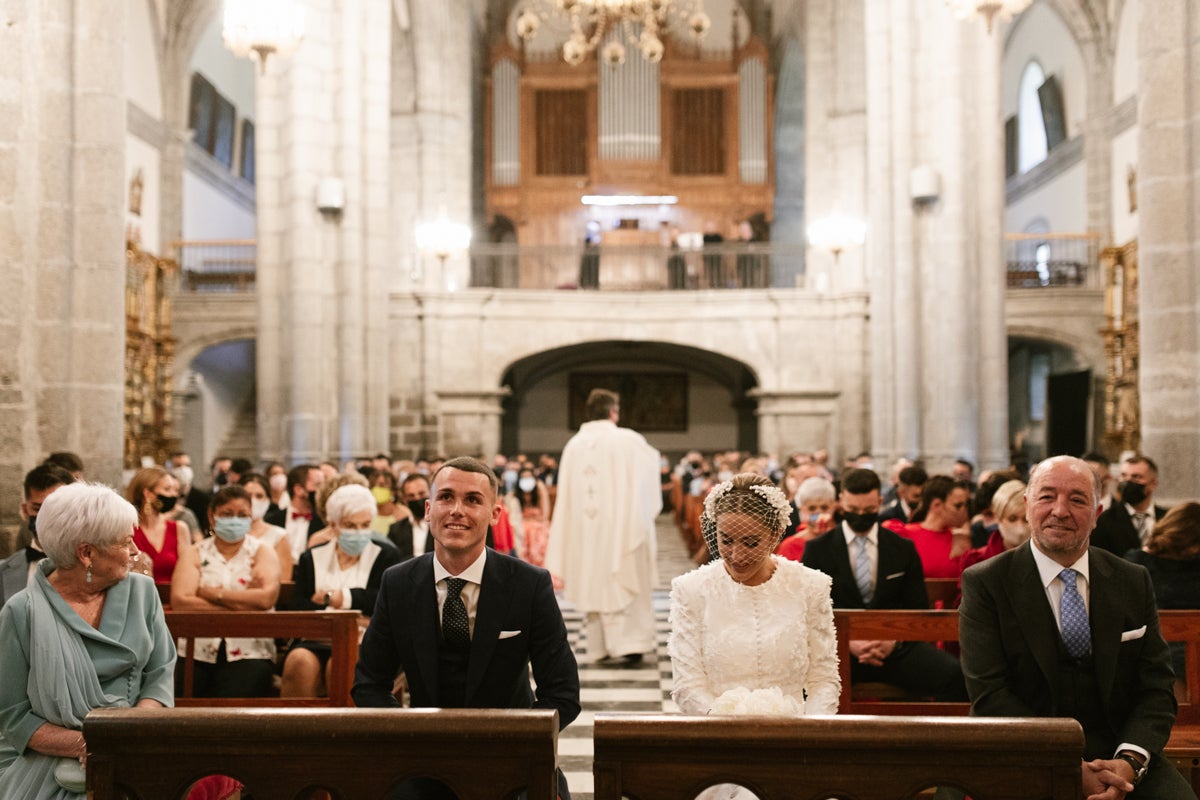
802, 570, 841, 714
668, 572, 715, 714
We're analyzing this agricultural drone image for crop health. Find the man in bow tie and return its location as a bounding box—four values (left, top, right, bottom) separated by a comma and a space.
1, 464, 75, 608
354, 456, 580, 799
264, 463, 326, 562
960, 456, 1191, 799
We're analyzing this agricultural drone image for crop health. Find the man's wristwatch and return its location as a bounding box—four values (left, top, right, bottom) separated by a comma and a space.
1115, 751, 1148, 785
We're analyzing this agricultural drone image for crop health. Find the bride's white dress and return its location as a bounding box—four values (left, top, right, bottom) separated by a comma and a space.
669, 556, 840, 799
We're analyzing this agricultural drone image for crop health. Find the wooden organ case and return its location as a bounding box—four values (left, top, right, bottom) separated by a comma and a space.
485, 21, 775, 254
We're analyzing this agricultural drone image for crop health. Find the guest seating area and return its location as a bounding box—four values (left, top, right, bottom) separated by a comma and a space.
84, 708, 560, 800
165, 610, 360, 706
592, 714, 1083, 799
833, 608, 1200, 793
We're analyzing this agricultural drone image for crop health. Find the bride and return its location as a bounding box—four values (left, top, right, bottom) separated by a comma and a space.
670, 473, 840, 797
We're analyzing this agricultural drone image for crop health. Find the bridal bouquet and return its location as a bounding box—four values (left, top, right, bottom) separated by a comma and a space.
709, 686, 803, 717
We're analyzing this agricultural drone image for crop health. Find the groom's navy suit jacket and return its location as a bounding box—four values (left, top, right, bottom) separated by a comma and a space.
352, 549, 580, 730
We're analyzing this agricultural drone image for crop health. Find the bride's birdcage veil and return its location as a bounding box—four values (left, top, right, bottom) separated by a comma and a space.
700, 474, 792, 563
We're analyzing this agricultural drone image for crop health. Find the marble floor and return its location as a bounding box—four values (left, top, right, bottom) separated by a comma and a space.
555, 515, 700, 799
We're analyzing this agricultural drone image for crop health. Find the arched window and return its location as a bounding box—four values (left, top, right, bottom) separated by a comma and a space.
1018, 61, 1048, 173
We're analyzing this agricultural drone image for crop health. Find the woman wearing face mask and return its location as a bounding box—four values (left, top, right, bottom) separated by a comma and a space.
282, 484, 400, 698
960, 480, 1030, 572
126, 466, 194, 584
265, 462, 290, 511
239, 473, 294, 581
169, 485, 281, 698
368, 469, 403, 536
512, 467, 560, 582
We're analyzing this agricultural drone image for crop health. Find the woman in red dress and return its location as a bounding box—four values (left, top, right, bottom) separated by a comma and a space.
126, 466, 194, 584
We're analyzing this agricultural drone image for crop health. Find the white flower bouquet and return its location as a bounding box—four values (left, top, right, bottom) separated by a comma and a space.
709, 686, 803, 717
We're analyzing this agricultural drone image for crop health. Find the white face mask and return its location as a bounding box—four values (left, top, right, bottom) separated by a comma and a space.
173, 465, 195, 489
251, 497, 271, 521
998, 521, 1031, 549
269, 473, 287, 492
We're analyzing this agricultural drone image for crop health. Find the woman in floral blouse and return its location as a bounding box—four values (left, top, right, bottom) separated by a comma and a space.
170, 485, 280, 698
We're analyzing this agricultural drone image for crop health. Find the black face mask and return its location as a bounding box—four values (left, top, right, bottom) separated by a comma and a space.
842, 511, 877, 534
157, 494, 178, 513
407, 499, 427, 521
1119, 480, 1147, 506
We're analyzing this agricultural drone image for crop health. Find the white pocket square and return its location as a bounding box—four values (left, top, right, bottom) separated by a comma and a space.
1120, 626, 1147, 642
885, 571, 905, 581
498, 630, 522, 640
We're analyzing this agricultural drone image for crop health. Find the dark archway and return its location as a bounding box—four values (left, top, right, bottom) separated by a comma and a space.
498, 341, 759, 459
1008, 336, 1095, 465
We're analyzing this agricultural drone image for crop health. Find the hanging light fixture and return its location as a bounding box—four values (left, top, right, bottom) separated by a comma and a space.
807, 215, 867, 262
944, 0, 1032, 32
515, 0, 711, 67
222, 0, 306, 72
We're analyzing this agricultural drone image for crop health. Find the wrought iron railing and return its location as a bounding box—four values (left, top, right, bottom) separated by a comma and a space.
468, 242, 806, 290
1004, 232, 1101, 289
173, 239, 256, 292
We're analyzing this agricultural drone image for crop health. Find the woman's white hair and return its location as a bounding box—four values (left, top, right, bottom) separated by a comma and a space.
795, 477, 836, 505
325, 483, 377, 525
37, 482, 138, 567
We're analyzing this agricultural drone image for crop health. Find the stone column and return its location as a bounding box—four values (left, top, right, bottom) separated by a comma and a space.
256, 0, 392, 465
865, 0, 1008, 471
1137, 0, 1200, 501
0, 0, 128, 528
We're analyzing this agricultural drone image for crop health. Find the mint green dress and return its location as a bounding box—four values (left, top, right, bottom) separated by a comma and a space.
0, 561, 175, 798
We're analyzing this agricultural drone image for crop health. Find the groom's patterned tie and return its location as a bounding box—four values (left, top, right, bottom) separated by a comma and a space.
443, 578, 471, 646
1059, 568, 1091, 658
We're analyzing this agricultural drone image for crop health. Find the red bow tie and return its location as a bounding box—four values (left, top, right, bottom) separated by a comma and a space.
292, 511, 312, 521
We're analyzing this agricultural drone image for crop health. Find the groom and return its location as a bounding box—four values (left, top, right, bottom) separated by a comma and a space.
353, 456, 580, 799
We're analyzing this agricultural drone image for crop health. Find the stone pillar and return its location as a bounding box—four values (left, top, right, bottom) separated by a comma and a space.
1136, 0, 1200, 502
865, 0, 1008, 471
0, 0, 128, 530
256, 0, 392, 465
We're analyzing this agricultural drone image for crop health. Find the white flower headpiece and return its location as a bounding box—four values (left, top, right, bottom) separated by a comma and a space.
702, 480, 792, 524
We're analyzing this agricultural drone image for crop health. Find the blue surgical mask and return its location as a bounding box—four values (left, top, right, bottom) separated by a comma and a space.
212, 516, 250, 543
338, 530, 371, 557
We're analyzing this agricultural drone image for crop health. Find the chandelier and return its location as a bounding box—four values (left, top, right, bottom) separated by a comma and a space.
222, 0, 306, 71
515, 0, 711, 67
944, 0, 1032, 32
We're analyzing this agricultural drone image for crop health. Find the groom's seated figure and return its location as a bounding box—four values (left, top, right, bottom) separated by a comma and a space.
353, 456, 580, 800
802, 468, 967, 701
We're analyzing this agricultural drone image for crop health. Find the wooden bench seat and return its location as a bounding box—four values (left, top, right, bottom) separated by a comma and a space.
165, 610, 359, 707
84, 708, 559, 800
833, 608, 1200, 793
593, 713, 1083, 799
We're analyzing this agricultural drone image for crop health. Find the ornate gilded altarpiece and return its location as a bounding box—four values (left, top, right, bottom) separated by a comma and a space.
1100, 240, 1139, 457
124, 242, 178, 468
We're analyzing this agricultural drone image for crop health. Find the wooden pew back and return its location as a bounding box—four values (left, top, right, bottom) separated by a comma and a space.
593, 713, 1083, 800
85, 708, 559, 800
165, 610, 359, 707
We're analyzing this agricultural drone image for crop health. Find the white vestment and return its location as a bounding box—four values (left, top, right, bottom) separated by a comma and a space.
546, 419, 662, 659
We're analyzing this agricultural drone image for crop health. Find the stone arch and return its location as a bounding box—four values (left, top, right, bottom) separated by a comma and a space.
1007, 330, 1102, 463
174, 327, 259, 392
495, 340, 762, 457
175, 336, 258, 469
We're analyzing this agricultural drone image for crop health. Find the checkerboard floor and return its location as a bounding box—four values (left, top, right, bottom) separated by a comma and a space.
555, 515, 699, 799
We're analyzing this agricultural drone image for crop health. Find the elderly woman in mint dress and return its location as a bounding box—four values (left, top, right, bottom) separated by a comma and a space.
0, 482, 175, 798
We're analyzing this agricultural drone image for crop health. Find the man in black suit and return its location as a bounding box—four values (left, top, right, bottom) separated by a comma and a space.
802, 468, 966, 701
354, 457, 580, 799
386, 472, 434, 560
960, 456, 1191, 798
878, 464, 927, 527
1091, 454, 1171, 557
264, 463, 326, 562
1, 465, 75, 608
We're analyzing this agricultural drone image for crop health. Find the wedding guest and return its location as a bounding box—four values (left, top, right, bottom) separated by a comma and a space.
127, 467, 193, 584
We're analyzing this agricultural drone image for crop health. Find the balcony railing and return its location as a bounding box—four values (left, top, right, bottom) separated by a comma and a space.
173, 239, 256, 293
468, 243, 807, 290
1004, 232, 1100, 289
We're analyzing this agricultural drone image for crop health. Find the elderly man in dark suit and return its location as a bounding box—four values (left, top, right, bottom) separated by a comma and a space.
354, 456, 580, 800
960, 455, 1192, 799
1091, 454, 1171, 557
802, 468, 966, 701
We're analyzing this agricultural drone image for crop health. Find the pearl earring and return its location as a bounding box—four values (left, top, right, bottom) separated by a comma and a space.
85, 564, 92, 583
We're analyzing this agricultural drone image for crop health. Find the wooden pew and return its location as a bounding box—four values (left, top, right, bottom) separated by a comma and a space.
165, 610, 359, 706
85, 708, 560, 800
834, 608, 1200, 793
593, 713, 1083, 799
